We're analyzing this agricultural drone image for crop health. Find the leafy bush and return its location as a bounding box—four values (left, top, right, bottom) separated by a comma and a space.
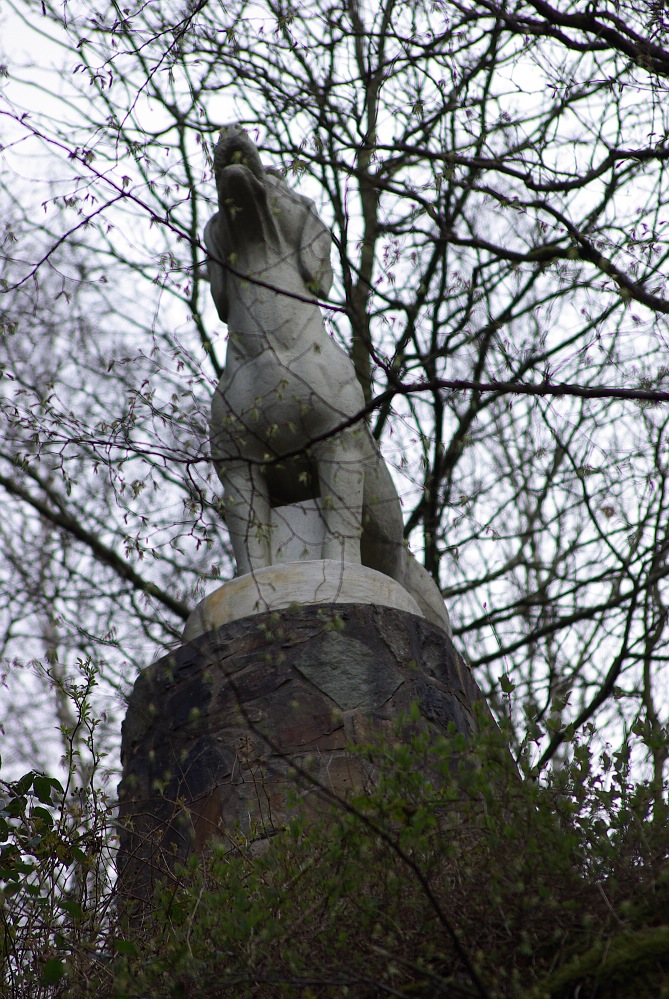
1, 697, 667, 997
0, 662, 116, 998
109, 715, 668, 999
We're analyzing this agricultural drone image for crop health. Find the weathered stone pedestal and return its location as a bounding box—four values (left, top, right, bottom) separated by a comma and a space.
117, 597, 486, 909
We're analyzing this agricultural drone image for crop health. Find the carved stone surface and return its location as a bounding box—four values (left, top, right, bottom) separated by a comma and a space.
270, 500, 324, 563
182, 559, 423, 642
118, 604, 488, 906
205, 124, 451, 636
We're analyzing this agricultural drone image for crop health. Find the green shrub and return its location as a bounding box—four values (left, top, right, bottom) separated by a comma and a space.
0, 662, 116, 999
2, 696, 667, 998
109, 716, 668, 998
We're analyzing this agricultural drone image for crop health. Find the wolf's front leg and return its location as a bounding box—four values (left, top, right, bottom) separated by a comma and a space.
221, 461, 272, 574
315, 429, 365, 564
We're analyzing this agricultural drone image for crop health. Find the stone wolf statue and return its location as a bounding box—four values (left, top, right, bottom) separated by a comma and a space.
205, 125, 451, 634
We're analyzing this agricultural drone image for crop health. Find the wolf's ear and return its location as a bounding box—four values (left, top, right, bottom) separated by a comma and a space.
298, 201, 334, 299
204, 214, 229, 323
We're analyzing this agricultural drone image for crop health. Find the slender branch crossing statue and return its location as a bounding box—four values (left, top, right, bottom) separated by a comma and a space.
199, 125, 451, 635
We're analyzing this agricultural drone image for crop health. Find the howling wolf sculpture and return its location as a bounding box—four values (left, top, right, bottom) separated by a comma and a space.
205, 125, 451, 634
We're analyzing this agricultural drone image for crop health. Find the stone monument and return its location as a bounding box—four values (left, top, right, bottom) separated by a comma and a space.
192, 122, 451, 637
118, 127, 488, 907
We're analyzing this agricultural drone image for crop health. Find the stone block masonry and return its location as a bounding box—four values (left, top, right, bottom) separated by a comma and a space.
117, 603, 488, 909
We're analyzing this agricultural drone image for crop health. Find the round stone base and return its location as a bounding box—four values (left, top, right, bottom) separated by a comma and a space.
118, 603, 489, 908
182, 560, 424, 642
